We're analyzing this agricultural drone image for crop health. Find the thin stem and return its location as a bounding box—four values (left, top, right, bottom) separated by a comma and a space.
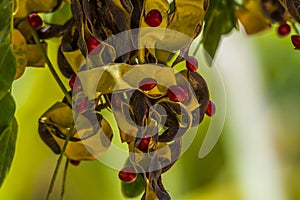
46, 125, 74, 200
28, 22, 74, 200
28, 25, 72, 105
61, 158, 70, 200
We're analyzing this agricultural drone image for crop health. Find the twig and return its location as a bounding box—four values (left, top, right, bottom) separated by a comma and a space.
46, 125, 74, 200
29, 25, 72, 105
61, 158, 70, 200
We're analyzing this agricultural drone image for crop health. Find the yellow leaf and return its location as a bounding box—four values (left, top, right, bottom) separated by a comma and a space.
12, 29, 28, 80
27, 42, 47, 67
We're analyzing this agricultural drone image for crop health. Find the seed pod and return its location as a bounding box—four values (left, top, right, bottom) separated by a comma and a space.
38, 101, 113, 161
284, 0, 300, 22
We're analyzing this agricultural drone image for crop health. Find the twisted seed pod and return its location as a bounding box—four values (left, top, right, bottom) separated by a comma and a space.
38, 101, 113, 161
284, 0, 300, 22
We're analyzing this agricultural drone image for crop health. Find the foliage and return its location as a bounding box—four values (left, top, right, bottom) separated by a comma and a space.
0, 0, 18, 188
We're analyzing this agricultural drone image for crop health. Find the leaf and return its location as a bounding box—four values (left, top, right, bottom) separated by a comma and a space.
0, 44, 16, 100
202, 0, 236, 62
0, 118, 18, 188
12, 29, 28, 79
0, 0, 18, 189
0, 93, 16, 133
26, 42, 47, 67
0, 6, 11, 29
0, 1, 17, 101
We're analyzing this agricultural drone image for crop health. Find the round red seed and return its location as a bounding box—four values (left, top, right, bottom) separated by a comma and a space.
86, 37, 100, 53
118, 166, 137, 183
70, 160, 81, 166
139, 78, 157, 91
186, 56, 198, 72
291, 35, 300, 49
28, 13, 43, 29
138, 136, 151, 151
167, 85, 189, 102
206, 100, 216, 117
145, 9, 163, 27
277, 23, 291, 36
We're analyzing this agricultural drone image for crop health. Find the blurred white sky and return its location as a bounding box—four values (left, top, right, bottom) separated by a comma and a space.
216, 31, 287, 200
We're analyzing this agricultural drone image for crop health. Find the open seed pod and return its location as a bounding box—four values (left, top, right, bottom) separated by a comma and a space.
38, 101, 113, 161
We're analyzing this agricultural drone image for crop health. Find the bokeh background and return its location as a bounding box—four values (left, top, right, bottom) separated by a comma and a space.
1, 25, 300, 200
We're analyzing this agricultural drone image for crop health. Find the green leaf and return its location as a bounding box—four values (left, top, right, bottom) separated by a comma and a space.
202, 0, 236, 63
0, 6, 11, 29
121, 173, 145, 198
0, 0, 17, 100
0, 44, 17, 100
0, 0, 18, 189
0, 118, 18, 188
0, 93, 16, 133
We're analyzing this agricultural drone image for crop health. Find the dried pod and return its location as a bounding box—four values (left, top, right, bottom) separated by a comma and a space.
38, 101, 113, 160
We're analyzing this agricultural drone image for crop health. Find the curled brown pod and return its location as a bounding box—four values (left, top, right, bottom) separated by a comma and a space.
284, 0, 300, 22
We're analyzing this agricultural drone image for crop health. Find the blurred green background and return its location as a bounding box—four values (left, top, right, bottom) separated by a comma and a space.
1, 26, 300, 200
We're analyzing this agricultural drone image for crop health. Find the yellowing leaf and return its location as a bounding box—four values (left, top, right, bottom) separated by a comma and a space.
27, 42, 47, 67
12, 29, 28, 79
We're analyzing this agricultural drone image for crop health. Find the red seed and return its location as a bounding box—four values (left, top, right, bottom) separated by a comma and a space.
76, 98, 89, 114
145, 9, 162, 27
167, 85, 189, 102
206, 100, 216, 117
28, 13, 43, 29
70, 160, 81, 166
118, 166, 137, 183
186, 56, 198, 72
86, 37, 100, 53
291, 35, 300, 49
69, 74, 76, 90
145, 105, 149, 117
277, 23, 291, 36
139, 78, 157, 91
138, 136, 151, 151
